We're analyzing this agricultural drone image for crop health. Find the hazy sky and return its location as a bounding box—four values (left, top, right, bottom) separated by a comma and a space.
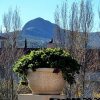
0, 0, 99, 32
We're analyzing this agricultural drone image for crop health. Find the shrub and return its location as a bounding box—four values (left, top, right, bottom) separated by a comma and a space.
13, 48, 81, 85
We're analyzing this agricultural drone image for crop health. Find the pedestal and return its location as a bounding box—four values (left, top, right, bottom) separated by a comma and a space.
18, 94, 67, 100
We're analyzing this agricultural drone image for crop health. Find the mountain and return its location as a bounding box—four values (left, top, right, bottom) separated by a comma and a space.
17, 17, 56, 48
19, 17, 100, 48
1, 17, 100, 48
21, 17, 55, 39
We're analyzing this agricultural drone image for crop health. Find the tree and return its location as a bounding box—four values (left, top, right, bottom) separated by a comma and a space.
68, 2, 81, 98
54, 1, 68, 48
0, 8, 23, 100
69, 2, 81, 58
79, 0, 94, 97
54, 5, 62, 47
98, 4, 100, 29
54, 0, 94, 98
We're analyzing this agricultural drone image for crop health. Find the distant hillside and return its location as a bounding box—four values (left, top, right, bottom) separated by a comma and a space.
88, 32, 100, 48
21, 17, 56, 39
17, 17, 56, 48
1, 17, 100, 48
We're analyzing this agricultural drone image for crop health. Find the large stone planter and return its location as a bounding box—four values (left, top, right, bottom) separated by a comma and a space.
27, 68, 65, 95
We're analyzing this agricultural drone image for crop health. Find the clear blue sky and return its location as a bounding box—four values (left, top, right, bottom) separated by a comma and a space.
0, 0, 99, 32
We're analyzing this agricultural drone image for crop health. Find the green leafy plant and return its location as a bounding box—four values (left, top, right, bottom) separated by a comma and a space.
13, 48, 81, 85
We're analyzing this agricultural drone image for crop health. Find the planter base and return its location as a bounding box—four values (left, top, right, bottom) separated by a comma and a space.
18, 94, 67, 100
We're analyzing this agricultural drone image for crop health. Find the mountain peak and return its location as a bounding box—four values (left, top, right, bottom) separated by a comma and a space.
33, 17, 45, 21
33, 17, 53, 23
21, 17, 55, 40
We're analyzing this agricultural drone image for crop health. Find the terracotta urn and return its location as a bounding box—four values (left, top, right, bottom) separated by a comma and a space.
27, 68, 65, 94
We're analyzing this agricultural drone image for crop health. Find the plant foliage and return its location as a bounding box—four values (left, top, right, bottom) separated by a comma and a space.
13, 48, 81, 85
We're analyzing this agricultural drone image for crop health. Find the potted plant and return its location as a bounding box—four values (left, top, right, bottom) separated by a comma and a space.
13, 48, 80, 94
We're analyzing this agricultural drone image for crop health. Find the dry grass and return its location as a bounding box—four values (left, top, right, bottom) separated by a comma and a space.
93, 92, 100, 98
